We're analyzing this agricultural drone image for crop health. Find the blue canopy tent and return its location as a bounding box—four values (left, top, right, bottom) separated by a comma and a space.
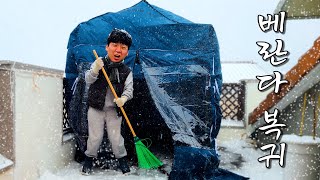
65, 1, 247, 179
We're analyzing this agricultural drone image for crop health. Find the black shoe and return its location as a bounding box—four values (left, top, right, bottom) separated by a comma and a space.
81, 156, 93, 175
118, 156, 130, 174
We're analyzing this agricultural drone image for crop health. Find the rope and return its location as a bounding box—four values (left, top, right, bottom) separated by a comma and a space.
311, 94, 316, 139
32, 73, 41, 93
314, 93, 320, 139
143, 0, 180, 24
299, 92, 307, 136
140, 138, 152, 148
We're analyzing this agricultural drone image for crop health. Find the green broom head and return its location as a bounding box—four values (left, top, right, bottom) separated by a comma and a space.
134, 136, 163, 169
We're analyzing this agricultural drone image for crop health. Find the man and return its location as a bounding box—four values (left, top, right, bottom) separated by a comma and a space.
82, 29, 133, 175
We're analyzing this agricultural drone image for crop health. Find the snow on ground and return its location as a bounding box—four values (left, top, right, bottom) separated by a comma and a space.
39, 164, 167, 180
39, 138, 286, 180
218, 139, 284, 180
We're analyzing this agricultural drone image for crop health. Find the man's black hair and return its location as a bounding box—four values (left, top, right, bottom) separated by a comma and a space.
107, 29, 132, 49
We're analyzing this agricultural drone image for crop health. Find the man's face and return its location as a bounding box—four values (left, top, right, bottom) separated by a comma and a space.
106, 42, 129, 62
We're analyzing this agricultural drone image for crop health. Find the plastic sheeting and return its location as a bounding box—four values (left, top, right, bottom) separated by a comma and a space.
140, 49, 216, 148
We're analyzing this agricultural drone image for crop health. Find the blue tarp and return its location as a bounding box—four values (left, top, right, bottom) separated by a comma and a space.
65, 1, 248, 179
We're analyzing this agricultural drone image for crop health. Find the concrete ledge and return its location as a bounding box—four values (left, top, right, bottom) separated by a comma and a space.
0, 60, 63, 77
62, 133, 75, 144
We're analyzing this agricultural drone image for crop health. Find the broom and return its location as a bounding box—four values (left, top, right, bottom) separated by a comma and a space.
93, 50, 163, 169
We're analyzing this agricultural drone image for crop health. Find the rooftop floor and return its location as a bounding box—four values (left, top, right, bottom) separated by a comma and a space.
38, 138, 284, 180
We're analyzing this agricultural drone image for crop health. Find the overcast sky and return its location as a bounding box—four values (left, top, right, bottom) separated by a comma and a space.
1, 0, 319, 73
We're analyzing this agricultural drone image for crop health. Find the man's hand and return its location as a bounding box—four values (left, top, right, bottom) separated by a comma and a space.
114, 96, 128, 107
92, 58, 104, 74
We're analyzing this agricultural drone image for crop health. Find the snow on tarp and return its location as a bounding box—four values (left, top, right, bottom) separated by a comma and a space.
65, 1, 248, 179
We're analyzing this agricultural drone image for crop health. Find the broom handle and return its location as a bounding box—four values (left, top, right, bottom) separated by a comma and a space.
93, 50, 137, 137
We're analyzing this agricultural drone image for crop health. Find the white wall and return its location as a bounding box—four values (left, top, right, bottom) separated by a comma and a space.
0, 61, 75, 180
243, 80, 272, 133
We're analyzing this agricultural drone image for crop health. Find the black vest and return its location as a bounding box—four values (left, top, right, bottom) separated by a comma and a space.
87, 58, 131, 111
